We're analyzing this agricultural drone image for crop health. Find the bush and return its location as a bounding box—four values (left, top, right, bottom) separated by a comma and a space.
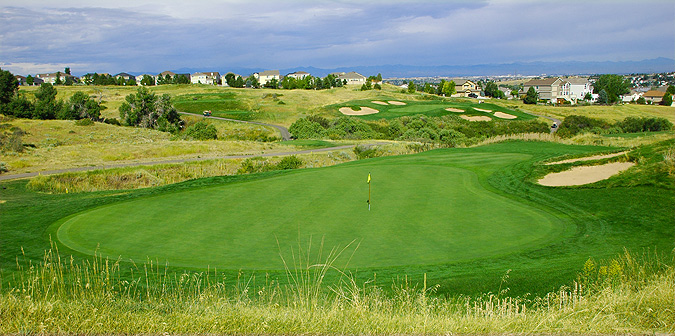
276, 155, 302, 170
182, 121, 218, 140
557, 115, 611, 137
74, 118, 94, 126
289, 118, 327, 139
104, 118, 121, 126
353, 145, 380, 159
619, 117, 673, 133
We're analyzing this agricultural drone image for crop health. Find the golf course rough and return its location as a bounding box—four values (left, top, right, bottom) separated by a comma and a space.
55, 149, 568, 271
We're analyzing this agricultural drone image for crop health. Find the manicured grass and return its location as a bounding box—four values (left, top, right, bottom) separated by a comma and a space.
329, 99, 536, 121
2, 140, 665, 296
54, 152, 562, 270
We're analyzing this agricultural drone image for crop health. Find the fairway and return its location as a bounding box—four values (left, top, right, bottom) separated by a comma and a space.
55, 150, 565, 270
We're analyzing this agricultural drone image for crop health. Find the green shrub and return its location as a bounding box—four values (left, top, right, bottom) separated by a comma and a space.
182, 121, 218, 140
276, 155, 302, 170
74, 118, 94, 126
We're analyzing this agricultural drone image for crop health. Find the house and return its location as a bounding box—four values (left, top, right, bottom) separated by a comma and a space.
14, 75, 26, 86
337, 71, 366, 85
114, 73, 136, 81
155, 71, 176, 83
136, 74, 156, 85
36, 72, 77, 84
254, 70, 280, 86
643, 90, 665, 104
452, 79, 481, 97
621, 90, 644, 103
191, 72, 221, 85
286, 71, 310, 80
523, 77, 566, 102
562, 77, 593, 102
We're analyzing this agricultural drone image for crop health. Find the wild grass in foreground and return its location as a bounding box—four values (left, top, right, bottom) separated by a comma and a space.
1, 247, 672, 335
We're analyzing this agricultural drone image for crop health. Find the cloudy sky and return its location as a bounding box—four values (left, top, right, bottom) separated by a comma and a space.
1, 0, 673, 75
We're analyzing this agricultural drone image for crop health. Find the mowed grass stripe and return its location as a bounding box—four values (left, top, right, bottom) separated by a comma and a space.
56, 151, 565, 270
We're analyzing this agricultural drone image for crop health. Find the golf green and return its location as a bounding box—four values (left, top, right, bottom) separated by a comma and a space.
56, 151, 566, 270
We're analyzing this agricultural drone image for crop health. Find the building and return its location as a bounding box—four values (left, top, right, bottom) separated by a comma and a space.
114, 73, 136, 81
191, 72, 221, 85
14, 75, 26, 86
36, 72, 77, 84
562, 77, 593, 102
523, 78, 566, 102
643, 90, 665, 104
336, 71, 366, 85
286, 71, 310, 80
621, 90, 644, 103
254, 70, 280, 86
452, 79, 481, 97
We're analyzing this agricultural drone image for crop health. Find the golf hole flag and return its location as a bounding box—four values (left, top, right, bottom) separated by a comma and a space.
367, 173, 371, 210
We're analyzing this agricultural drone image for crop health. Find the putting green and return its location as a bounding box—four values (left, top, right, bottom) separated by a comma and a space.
56, 151, 565, 270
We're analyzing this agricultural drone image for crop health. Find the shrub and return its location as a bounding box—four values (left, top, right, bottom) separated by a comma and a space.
104, 118, 121, 126
74, 118, 94, 126
182, 121, 218, 140
289, 118, 327, 139
276, 155, 302, 170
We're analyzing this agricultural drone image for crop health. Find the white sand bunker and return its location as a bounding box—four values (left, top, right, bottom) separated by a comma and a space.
494, 112, 517, 119
545, 151, 629, 165
445, 108, 464, 112
339, 106, 379, 116
388, 101, 407, 105
538, 162, 635, 186
372, 101, 389, 105
460, 115, 492, 121
474, 108, 492, 113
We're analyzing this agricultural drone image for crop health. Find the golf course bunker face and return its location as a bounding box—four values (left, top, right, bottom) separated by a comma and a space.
55, 151, 564, 271
388, 101, 406, 105
474, 108, 492, 113
460, 115, 492, 121
538, 162, 635, 186
494, 112, 517, 119
545, 151, 629, 165
445, 108, 464, 112
339, 106, 379, 115
372, 101, 389, 105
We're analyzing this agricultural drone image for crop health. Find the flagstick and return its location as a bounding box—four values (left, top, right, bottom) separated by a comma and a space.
368, 173, 371, 211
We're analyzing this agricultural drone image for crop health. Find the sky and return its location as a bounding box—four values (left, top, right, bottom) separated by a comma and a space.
1, 0, 674, 76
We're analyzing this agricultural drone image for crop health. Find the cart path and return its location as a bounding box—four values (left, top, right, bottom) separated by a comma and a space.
0, 143, 387, 181
518, 109, 562, 134
180, 111, 291, 140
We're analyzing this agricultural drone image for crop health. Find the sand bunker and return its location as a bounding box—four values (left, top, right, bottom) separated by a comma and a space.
494, 112, 517, 119
474, 108, 492, 113
460, 115, 492, 121
546, 151, 629, 165
372, 101, 389, 105
538, 162, 635, 186
339, 106, 379, 116
445, 108, 464, 112
388, 101, 407, 105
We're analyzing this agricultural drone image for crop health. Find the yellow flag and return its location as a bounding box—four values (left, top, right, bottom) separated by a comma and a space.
367, 173, 371, 184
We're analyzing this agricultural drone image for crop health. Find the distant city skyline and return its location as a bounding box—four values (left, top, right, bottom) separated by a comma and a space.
1, 0, 674, 76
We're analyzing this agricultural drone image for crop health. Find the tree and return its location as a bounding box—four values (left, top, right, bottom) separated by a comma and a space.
636, 96, 646, 105
666, 85, 675, 96
140, 75, 155, 86
661, 93, 673, 106
376, 73, 382, 82
583, 92, 593, 101
593, 74, 630, 104
483, 81, 500, 98
119, 87, 182, 132
442, 80, 456, 96
234, 76, 245, 88
523, 87, 538, 104
60, 91, 103, 120
597, 89, 609, 105
407, 81, 416, 94
64, 67, 71, 75
246, 75, 260, 88
26, 75, 34, 86
54, 72, 63, 85
224, 73, 236, 87
0, 69, 19, 106
33, 83, 62, 119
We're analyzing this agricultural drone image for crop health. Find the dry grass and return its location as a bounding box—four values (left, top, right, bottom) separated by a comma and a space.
473, 131, 674, 149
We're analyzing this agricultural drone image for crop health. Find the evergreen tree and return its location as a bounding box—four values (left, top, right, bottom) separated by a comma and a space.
523, 87, 538, 104
661, 93, 673, 106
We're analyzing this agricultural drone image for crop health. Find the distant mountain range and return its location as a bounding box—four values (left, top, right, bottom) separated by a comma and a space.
165, 57, 674, 79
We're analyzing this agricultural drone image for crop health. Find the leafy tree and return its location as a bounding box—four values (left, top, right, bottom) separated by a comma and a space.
0, 69, 19, 108
597, 89, 609, 105
583, 92, 593, 101
407, 81, 416, 93
64, 67, 71, 75
666, 85, 675, 96
54, 72, 63, 85
224, 73, 236, 87
60, 91, 103, 120
523, 87, 538, 104
511, 89, 519, 97
140, 75, 155, 86
26, 75, 34, 86
376, 73, 382, 82
442, 80, 456, 96
234, 76, 245, 88
483, 81, 500, 98
593, 74, 630, 104
7, 94, 34, 118
636, 96, 646, 105
119, 87, 183, 132
246, 75, 260, 88
265, 78, 279, 89
374, 83, 382, 90
662, 93, 673, 106
33, 83, 63, 119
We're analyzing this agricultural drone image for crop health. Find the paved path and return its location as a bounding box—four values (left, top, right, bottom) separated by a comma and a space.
180, 112, 291, 140
0, 144, 380, 181
518, 109, 562, 134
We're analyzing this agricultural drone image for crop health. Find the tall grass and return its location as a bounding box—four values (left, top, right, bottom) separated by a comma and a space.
1, 245, 672, 334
